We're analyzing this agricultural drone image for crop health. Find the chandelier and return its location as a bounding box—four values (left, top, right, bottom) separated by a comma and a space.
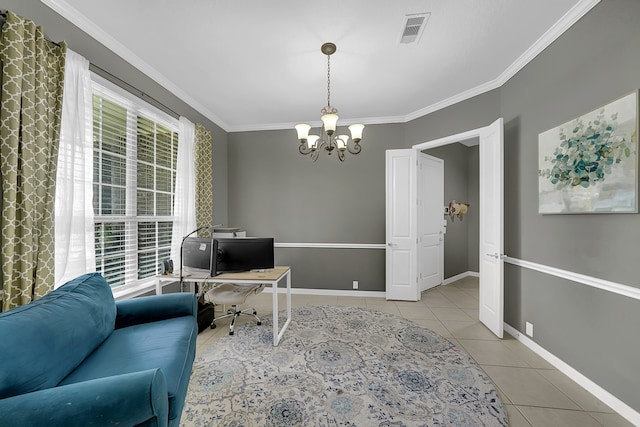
295, 42, 364, 162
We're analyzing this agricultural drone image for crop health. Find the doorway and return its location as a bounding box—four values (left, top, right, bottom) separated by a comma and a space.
422, 139, 479, 283
386, 118, 504, 337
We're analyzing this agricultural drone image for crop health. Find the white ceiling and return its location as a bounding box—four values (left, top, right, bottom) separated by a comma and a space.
44, 0, 598, 132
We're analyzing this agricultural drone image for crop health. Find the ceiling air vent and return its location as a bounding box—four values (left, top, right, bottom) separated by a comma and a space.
399, 13, 430, 44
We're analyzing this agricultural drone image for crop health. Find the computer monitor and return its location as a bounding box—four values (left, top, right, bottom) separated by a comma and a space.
182, 237, 217, 275
215, 237, 274, 274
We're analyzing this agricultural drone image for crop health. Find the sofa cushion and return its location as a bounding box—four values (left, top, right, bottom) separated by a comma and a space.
0, 273, 116, 399
59, 315, 197, 421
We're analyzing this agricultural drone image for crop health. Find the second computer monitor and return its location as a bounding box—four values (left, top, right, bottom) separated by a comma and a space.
182, 237, 217, 275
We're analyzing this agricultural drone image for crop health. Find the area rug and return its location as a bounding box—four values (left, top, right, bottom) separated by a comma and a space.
181, 305, 508, 426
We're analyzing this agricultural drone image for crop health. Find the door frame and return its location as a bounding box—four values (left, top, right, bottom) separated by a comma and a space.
412, 120, 504, 337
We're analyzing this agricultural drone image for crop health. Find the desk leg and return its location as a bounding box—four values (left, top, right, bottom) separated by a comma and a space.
272, 270, 292, 346
272, 280, 278, 346
155, 278, 162, 295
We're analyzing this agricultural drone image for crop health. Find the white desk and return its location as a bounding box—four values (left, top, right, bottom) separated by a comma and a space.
155, 266, 291, 346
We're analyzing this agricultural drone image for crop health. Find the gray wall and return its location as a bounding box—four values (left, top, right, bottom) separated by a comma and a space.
423, 143, 480, 278
228, 124, 396, 243
227, 92, 498, 291
227, 0, 640, 412
227, 124, 400, 291
5, 0, 230, 226
499, 0, 640, 412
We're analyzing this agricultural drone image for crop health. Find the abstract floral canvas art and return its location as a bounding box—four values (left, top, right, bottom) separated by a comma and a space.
538, 91, 638, 214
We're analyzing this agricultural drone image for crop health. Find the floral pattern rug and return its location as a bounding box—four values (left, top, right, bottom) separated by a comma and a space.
181, 305, 508, 426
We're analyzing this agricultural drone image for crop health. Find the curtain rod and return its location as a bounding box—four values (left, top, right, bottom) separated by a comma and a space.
0, 10, 62, 48
89, 63, 180, 119
0, 10, 179, 120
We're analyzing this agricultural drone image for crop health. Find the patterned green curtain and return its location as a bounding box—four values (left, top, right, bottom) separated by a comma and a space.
194, 123, 213, 237
0, 11, 66, 311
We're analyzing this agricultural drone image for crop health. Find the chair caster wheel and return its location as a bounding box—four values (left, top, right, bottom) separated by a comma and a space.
229, 331, 234, 336
210, 324, 216, 329
257, 322, 262, 326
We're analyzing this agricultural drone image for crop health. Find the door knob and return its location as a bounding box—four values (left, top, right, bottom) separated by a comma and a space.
485, 253, 506, 259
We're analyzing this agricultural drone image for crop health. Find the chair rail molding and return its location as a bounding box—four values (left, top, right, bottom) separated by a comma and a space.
504, 256, 640, 301
275, 242, 386, 250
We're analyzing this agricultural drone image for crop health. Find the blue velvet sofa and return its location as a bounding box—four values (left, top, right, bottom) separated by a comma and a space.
0, 272, 197, 427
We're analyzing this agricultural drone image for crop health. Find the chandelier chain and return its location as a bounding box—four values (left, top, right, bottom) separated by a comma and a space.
327, 54, 331, 107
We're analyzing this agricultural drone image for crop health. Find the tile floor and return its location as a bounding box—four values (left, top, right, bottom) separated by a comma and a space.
194, 276, 633, 427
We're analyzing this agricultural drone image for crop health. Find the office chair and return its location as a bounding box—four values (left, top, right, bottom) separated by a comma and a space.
203, 283, 264, 335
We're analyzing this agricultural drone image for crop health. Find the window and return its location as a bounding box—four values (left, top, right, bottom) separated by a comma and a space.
92, 81, 179, 290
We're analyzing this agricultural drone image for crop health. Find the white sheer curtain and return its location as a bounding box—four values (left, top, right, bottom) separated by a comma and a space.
54, 49, 95, 288
171, 117, 197, 267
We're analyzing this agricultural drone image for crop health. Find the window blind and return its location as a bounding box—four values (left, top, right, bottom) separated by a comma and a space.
92, 84, 178, 289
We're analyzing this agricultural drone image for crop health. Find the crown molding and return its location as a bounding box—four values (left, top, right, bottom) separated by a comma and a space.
404, 0, 600, 124
40, 0, 231, 132
42, 0, 600, 134
403, 78, 502, 123
227, 115, 407, 133
237, 0, 599, 133
495, 0, 601, 86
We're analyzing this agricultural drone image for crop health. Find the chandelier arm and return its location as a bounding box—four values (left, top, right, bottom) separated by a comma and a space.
318, 139, 332, 155
325, 137, 336, 153
347, 142, 362, 155
337, 149, 345, 161
299, 142, 312, 155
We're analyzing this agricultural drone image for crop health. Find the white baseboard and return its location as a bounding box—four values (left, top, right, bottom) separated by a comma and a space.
503, 323, 640, 426
443, 270, 479, 285
262, 287, 386, 298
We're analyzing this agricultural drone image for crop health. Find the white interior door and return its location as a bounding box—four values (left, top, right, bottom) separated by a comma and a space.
418, 153, 444, 292
385, 149, 418, 301
479, 118, 504, 338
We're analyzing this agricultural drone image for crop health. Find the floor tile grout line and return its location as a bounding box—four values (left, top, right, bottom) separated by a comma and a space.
514, 403, 610, 413
482, 363, 597, 414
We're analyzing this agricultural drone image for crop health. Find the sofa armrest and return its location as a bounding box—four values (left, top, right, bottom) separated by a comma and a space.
116, 293, 197, 329
0, 369, 168, 427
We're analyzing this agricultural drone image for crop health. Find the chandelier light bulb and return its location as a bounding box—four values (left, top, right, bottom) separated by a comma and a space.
337, 135, 349, 150
348, 124, 364, 142
295, 123, 311, 141
307, 135, 320, 150
321, 113, 339, 135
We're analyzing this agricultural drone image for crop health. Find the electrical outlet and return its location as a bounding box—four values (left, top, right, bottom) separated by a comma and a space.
352, 280, 359, 290
525, 321, 534, 337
